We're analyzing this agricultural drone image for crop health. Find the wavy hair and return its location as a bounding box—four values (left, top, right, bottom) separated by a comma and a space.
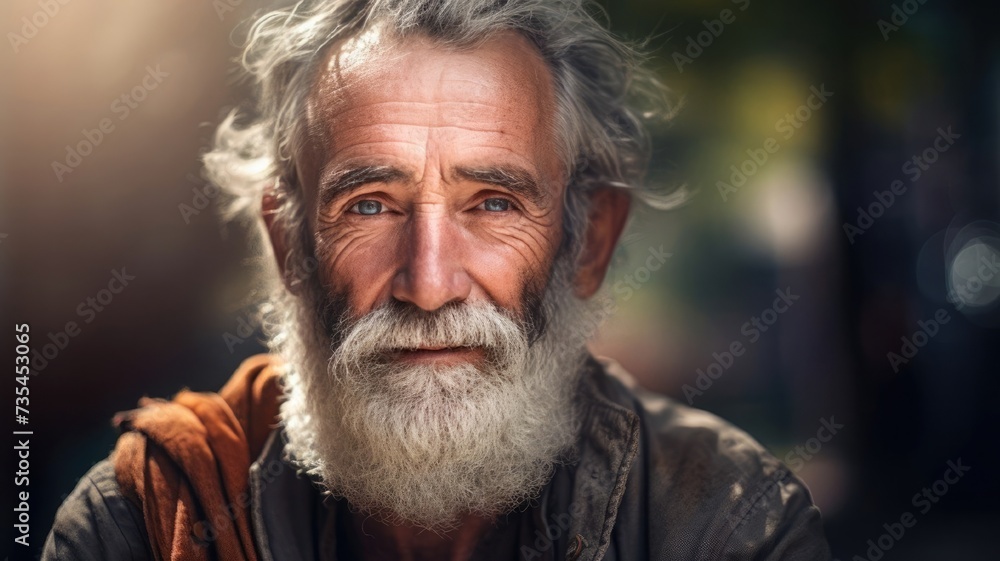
203, 0, 680, 304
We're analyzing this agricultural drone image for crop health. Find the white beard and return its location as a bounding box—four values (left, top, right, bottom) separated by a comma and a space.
275, 254, 600, 531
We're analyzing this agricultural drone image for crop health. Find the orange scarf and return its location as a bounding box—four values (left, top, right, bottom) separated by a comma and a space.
112, 355, 282, 561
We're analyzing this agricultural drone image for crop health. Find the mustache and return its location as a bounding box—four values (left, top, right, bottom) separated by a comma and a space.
327, 299, 527, 371
314, 285, 550, 357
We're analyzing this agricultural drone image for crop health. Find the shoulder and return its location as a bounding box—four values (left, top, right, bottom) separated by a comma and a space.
43, 458, 152, 561
592, 357, 832, 560
594, 357, 782, 477
605, 358, 779, 480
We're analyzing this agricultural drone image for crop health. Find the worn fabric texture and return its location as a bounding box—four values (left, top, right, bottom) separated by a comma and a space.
42, 355, 833, 561
111, 355, 281, 561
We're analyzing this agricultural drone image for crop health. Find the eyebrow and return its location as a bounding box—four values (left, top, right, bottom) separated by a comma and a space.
318, 165, 409, 207
317, 163, 547, 207
454, 165, 546, 206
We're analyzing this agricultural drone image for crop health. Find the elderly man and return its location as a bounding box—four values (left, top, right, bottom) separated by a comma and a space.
44, 0, 832, 559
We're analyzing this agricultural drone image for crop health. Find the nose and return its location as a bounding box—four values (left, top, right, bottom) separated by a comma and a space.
390, 212, 472, 311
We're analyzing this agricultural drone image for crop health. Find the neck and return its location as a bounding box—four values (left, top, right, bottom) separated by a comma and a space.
346, 509, 496, 561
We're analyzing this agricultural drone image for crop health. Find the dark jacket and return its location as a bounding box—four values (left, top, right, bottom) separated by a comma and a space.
43, 357, 832, 560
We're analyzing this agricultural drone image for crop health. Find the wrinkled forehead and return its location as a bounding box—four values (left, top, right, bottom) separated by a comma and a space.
302, 24, 560, 159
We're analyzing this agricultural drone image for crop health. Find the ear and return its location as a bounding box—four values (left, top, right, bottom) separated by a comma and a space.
261, 183, 294, 291
573, 187, 631, 298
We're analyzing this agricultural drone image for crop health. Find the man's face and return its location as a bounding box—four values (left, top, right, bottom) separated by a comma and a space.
296, 28, 566, 367
273, 29, 608, 530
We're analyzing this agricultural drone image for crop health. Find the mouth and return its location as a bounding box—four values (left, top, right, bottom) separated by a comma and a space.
388, 346, 486, 365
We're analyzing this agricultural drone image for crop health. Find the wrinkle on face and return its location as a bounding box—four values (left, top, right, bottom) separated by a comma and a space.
298, 26, 566, 318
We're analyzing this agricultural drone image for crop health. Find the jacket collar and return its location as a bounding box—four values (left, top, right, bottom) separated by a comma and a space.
249, 356, 641, 561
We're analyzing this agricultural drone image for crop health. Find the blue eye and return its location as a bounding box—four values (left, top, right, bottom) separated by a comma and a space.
482, 198, 511, 212
352, 200, 382, 215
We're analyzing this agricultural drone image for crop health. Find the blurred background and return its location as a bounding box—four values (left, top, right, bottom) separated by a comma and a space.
2, 0, 998, 558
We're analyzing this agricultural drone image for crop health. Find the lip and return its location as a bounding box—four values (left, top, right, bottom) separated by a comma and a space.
389, 346, 485, 365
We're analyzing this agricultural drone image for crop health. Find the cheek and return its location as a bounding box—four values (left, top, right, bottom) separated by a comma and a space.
311, 207, 564, 315
312, 222, 401, 313
461, 214, 564, 308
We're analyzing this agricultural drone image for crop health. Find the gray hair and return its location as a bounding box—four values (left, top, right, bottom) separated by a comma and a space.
204, 0, 680, 285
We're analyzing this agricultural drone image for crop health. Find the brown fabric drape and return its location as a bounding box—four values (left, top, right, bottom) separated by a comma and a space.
112, 355, 282, 561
